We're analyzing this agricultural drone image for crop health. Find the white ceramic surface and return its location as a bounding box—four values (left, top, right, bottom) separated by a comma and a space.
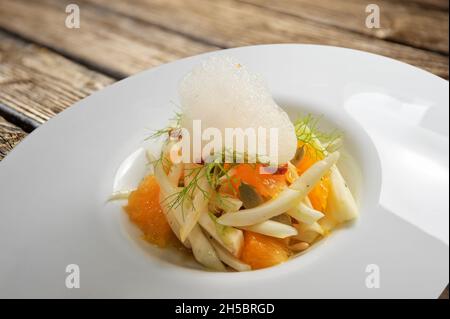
0, 45, 448, 298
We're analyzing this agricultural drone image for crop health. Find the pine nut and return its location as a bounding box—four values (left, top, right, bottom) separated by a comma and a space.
289, 242, 310, 252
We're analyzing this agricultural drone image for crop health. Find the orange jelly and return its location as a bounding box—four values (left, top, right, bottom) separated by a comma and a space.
124, 175, 174, 248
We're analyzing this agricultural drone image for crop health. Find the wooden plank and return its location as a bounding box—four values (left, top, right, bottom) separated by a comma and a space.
0, 31, 114, 124
0, 34, 108, 125
0, 0, 219, 78
0, 116, 26, 161
440, 285, 449, 299
240, 0, 449, 54
399, 0, 449, 10
84, 0, 449, 79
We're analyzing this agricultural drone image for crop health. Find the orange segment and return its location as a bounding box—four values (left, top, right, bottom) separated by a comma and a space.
296, 143, 322, 175
124, 175, 174, 247
309, 174, 330, 213
233, 164, 287, 198
295, 143, 330, 213
240, 231, 290, 270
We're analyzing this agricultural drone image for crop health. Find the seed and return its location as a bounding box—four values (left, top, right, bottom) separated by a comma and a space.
289, 242, 310, 252
239, 182, 263, 209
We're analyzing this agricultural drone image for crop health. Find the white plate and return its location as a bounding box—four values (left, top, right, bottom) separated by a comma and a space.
0, 45, 448, 298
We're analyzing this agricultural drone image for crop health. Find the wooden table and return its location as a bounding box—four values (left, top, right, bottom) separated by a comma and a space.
0, 0, 448, 299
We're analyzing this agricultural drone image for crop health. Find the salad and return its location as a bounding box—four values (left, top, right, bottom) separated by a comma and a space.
115, 57, 358, 271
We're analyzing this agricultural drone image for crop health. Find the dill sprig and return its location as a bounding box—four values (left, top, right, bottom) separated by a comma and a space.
294, 114, 342, 158
163, 165, 209, 220
147, 111, 183, 140
203, 161, 242, 213
164, 158, 239, 212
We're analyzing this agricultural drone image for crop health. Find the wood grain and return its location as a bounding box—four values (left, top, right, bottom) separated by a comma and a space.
399, 0, 449, 10
0, 0, 219, 78
240, 0, 449, 54
440, 285, 449, 299
0, 31, 114, 123
84, 0, 449, 78
0, 116, 26, 161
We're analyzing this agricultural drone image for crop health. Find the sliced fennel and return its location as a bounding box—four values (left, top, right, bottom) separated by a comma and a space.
287, 202, 324, 225
318, 215, 337, 234
167, 162, 183, 187
151, 151, 225, 270
148, 151, 174, 195
239, 220, 297, 239
159, 192, 191, 249
303, 195, 313, 208
286, 161, 299, 184
326, 165, 359, 223
210, 239, 251, 272
108, 190, 134, 201
189, 225, 226, 271
289, 152, 339, 191
212, 194, 243, 213
217, 188, 301, 227
179, 167, 211, 241
199, 212, 244, 257
294, 222, 324, 244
